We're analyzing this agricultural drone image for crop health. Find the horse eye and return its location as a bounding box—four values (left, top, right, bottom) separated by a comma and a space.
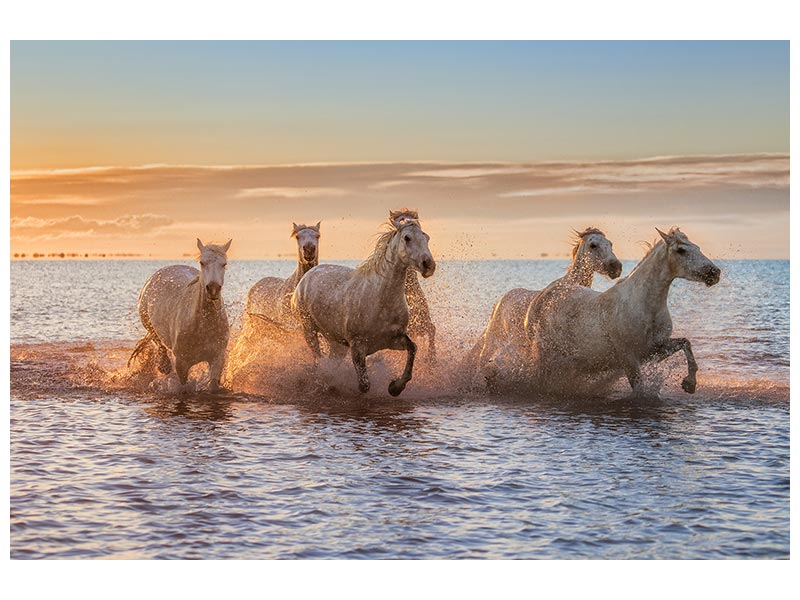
404, 235, 411, 242
676, 247, 687, 255
590, 243, 598, 249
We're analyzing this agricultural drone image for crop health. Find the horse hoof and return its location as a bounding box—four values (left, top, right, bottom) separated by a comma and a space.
681, 378, 697, 394
388, 380, 406, 396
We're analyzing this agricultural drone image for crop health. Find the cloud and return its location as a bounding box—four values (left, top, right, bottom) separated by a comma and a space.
235, 187, 347, 199
11, 213, 174, 240
14, 195, 103, 206
9, 153, 789, 258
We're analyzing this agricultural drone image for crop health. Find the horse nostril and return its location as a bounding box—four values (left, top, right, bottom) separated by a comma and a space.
704, 265, 721, 285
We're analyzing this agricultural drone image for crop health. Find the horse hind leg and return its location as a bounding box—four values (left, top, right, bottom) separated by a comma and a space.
155, 342, 172, 374
327, 340, 348, 364
297, 309, 322, 359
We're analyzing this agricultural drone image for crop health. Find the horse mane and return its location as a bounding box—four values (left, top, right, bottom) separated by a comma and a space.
357, 219, 420, 275
194, 243, 229, 260
291, 222, 321, 238
623, 227, 683, 279
570, 227, 605, 260
389, 208, 419, 224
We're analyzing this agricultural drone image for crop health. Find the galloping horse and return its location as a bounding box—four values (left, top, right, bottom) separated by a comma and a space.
246, 222, 321, 327
389, 209, 437, 362
527, 227, 720, 394
291, 216, 436, 396
466, 227, 622, 374
129, 238, 232, 391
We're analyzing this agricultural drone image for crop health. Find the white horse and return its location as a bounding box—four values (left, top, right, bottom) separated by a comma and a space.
390, 209, 437, 361
291, 216, 436, 396
526, 227, 720, 395
246, 222, 321, 327
466, 227, 622, 373
129, 238, 232, 391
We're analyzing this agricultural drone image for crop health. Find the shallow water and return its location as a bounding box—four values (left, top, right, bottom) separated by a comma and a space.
9, 259, 790, 558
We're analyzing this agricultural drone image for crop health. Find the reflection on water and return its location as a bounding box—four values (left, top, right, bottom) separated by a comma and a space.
9, 260, 790, 558
10, 385, 789, 559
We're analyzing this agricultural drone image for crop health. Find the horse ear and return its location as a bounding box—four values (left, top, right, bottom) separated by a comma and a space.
655, 228, 673, 245
197, 238, 205, 252
315, 221, 321, 230
223, 239, 232, 252
291, 222, 299, 237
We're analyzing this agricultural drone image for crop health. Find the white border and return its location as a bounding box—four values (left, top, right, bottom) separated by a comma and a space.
3, 1, 796, 597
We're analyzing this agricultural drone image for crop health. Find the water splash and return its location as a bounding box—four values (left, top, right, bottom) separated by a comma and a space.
10, 333, 789, 405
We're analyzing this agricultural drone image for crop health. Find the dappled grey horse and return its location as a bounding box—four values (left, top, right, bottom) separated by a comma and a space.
292, 217, 435, 396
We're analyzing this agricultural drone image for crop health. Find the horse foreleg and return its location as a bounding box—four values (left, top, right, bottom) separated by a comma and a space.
651, 338, 698, 394
623, 361, 645, 395
388, 334, 417, 397
351, 345, 370, 393
175, 357, 191, 393
208, 354, 225, 393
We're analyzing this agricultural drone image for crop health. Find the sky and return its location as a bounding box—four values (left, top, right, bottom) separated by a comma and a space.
10, 41, 790, 259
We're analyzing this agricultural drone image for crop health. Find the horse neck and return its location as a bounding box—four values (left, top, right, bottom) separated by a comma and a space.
371, 239, 409, 305
565, 253, 595, 287
617, 244, 674, 310
289, 252, 317, 285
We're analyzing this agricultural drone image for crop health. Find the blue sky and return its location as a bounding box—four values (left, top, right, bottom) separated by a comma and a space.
11, 41, 789, 168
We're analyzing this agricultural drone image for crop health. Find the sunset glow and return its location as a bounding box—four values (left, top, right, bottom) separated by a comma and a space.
10, 41, 789, 259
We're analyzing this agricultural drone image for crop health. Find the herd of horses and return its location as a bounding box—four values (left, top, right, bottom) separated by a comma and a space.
129, 208, 721, 397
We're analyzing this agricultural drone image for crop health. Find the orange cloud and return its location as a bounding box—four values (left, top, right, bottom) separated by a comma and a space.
9, 154, 789, 259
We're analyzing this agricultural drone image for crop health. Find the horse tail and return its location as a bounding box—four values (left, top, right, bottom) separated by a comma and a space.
128, 332, 156, 368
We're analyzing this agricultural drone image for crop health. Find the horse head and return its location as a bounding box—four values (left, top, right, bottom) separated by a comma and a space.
656, 227, 720, 286
393, 220, 435, 278
196, 238, 231, 301
572, 227, 623, 279
292, 222, 321, 266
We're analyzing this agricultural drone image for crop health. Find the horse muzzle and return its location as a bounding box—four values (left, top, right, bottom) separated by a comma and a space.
302, 244, 317, 263
606, 259, 623, 279
420, 258, 436, 278
206, 282, 222, 300
702, 265, 721, 286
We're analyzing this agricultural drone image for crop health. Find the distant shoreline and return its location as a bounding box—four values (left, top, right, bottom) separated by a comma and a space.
9, 256, 785, 262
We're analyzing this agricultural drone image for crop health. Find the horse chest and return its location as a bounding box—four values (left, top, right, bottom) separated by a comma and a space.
175, 312, 228, 357
624, 312, 671, 356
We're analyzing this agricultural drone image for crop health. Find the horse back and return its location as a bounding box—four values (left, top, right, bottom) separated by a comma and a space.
138, 265, 199, 347
246, 276, 288, 316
